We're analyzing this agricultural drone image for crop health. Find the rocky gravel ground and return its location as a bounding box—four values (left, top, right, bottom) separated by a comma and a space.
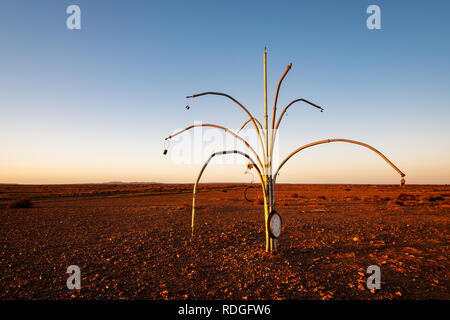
0, 183, 448, 299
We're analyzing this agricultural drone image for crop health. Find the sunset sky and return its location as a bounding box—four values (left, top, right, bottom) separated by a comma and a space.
1, 0, 449, 184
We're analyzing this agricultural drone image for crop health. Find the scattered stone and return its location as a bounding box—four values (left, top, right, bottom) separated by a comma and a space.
345, 196, 361, 201
398, 194, 416, 201
7, 199, 32, 209
428, 196, 444, 202
254, 197, 264, 205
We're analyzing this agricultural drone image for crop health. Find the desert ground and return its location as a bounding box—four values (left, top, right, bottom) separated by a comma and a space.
0, 183, 448, 300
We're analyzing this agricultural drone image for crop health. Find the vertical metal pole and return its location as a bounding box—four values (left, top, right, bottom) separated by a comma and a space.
263, 47, 269, 176
263, 179, 270, 252
269, 176, 276, 252
264, 47, 268, 156
264, 174, 273, 252
263, 47, 271, 252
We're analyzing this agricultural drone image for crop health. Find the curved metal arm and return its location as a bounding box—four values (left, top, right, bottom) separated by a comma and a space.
237, 117, 264, 133
274, 138, 405, 183
271, 63, 292, 130
275, 98, 324, 130
165, 123, 264, 170
191, 150, 266, 237
186, 92, 266, 165
268, 64, 292, 170
269, 98, 324, 167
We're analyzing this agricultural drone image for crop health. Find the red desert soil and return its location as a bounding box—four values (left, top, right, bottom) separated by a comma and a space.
0, 183, 448, 300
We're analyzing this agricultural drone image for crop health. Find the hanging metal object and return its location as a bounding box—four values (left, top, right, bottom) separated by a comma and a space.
163, 139, 170, 155
244, 185, 256, 202
400, 178, 405, 187
268, 210, 282, 238
243, 162, 256, 202
185, 96, 190, 110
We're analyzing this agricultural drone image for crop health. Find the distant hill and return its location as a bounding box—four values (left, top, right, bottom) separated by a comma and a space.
103, 181, 164, 185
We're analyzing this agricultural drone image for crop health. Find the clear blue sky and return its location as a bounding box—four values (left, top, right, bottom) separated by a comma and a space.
1, 0, 449, 184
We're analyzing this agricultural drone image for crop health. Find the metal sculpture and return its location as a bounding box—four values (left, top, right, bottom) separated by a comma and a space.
164, 48, 406, 253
